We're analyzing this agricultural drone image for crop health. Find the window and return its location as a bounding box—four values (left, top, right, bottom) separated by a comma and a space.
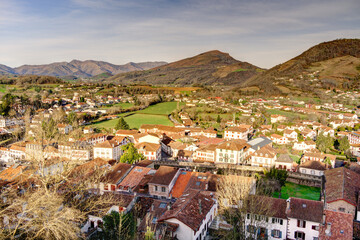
154, 186, 158, 191
272, 218, 283, 225
294, 231, 305, 240
312, 225, 319, 230
297, 220, 306, 228
271, 229, 282, 238
161, 187, 166, 192
338, 207, 345, 212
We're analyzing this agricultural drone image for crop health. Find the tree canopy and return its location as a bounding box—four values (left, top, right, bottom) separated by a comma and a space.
115, 117, 130, 130
120, 143, 145, 164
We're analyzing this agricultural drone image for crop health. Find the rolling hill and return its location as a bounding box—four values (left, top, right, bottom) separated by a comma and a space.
240, 39, 360, 94
107, 50, 264, 86
0, 60, 167, 78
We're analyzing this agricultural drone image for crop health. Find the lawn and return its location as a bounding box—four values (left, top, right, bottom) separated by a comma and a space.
266, 109, 307, 119
137, 102, 184, 115
272, 182, 321, 201
0, 85, 6, 93
91, 113, 173, 130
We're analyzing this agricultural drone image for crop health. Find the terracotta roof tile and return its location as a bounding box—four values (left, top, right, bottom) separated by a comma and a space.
118, 166, 152, 190
170, 170, 193, 198
287, 197, 323, 223
325, 167, 360, 206
148, 166, 178, 186
159, 190, 216, 231
319, 210, 353, 240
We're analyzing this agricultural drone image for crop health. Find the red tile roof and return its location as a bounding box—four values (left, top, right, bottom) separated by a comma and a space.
118, 166, 152, 190
325, 167, 360, 206
148, 166, 178, 186
170, 170, 193, 198
319, 210, 353, 240
287, 197, 323, 223
159, 190, 216, 231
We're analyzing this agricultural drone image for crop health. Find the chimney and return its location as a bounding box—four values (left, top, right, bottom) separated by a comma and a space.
199, 199, 202, 214
325, 223, 331, 236
286, 198, 291, 214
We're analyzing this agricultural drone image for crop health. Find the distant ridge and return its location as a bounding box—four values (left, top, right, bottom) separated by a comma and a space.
107, 50, 264, 86
0, 60, 167, 78
241, 39, 360, 94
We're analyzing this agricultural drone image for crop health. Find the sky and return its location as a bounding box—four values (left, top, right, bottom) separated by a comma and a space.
0, 0, 359, 69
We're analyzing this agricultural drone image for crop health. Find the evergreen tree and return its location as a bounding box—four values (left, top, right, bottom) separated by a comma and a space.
216, 115, 221, 124
115, 117, 129, 130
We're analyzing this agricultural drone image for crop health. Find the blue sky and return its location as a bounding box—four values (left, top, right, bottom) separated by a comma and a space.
0, 0, 359, 68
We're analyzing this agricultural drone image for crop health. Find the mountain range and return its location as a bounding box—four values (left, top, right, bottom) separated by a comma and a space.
0, 60, 168, 78
1, 38, 359, 94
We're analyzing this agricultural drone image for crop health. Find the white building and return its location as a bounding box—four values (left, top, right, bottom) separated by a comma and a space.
159, 190, 217, 240
93, 140, 121, 160
215, 140, 251, 165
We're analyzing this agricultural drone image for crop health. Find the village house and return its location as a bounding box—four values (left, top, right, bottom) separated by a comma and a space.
79, 133, 108, 145
270, 134, 289, 145
81, 193, 136, 234
58, 142, 93, 161
215, 139, 251, 165
148, 166, 180, 199
93, 140, 121, 161
283, 129, 298, 142
324, 167, 360, 216
245, 196, 287, 240
224, 126, 250, 141
275, 154, 294, 171
118, 166, 155, 192
57, 123, 73, 134
298, 160, 327, 176
318, 126, 335, 137
250, 145, 277, 168
194, 144, 217, 163
158, 190, 217, 240
134, 142, 161, 160
293, 140, 316, 152
319, 210, 354, 240
349, 131, 360, 144
301, 153, 336, 168
285, 198, 323, 240
187, 127, 217, 138
350, 144, 360, 157
270, 114, 287, 124
99, 162, 133, 192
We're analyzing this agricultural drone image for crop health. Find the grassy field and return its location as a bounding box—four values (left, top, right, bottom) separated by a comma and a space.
92, 113, 173, 129
101, 102, 134, 109
137, 102, 184, 115
91, 102, 182, 130
266, 109, 307, 119
272, 182, 321, 201
0, 85, 6, 93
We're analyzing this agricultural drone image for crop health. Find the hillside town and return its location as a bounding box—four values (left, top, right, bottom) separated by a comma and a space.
0, 85, 360, 240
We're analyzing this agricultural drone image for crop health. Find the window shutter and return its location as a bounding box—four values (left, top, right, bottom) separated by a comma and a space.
246, 225, 249, 232
271, 230, 274, 237
279, 231, 282, 238
297, 220, 300, 227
